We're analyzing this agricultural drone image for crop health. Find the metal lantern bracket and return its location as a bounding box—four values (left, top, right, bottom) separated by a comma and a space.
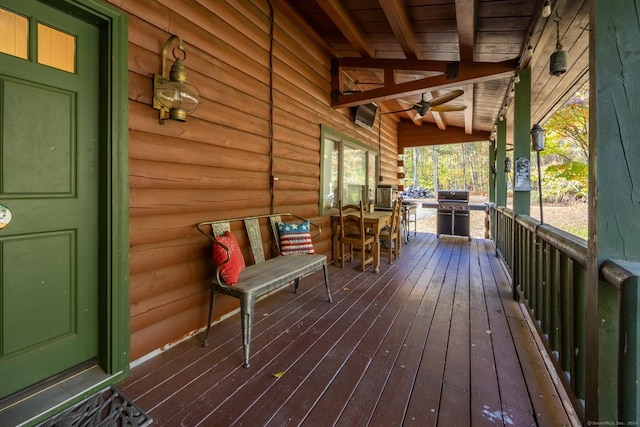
153, 35, 202, 124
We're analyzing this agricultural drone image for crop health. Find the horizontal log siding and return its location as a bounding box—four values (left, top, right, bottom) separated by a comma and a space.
109, 0, 398, 360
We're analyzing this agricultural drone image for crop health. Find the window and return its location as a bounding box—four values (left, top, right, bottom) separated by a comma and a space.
0, 7, 76, 73
320, 126, 378, 214
0, 8, 28, 59
37, 23, 76, 73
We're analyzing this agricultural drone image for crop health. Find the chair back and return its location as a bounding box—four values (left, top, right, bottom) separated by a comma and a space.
339, 200, 366, 239
389, 198, 401, 233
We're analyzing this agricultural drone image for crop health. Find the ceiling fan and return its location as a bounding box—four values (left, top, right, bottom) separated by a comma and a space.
384, 89, 467, 120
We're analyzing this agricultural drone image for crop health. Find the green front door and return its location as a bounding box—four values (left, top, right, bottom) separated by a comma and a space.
0, 0, 100, 398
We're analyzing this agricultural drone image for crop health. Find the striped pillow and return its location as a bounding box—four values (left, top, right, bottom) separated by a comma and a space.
277, 221, 316, 255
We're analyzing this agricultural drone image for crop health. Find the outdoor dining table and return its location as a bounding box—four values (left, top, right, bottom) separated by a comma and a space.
330, 210, 394, 273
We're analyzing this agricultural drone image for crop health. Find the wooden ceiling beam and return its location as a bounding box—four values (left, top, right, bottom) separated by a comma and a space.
316, 0, 375, 58
379, 0, 420, 60
431, 111, 446, 130
398, 121, 490, 148
332, 59, 518, 107
455, 0, 477, 61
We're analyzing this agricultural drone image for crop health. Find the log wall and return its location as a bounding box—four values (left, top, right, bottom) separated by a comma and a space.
106, 0, 399, 361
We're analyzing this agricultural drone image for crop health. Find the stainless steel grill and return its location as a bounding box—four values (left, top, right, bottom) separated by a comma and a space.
436, 190, 470, 239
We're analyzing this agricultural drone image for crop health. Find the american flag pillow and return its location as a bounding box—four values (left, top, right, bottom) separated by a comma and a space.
277, 221, 316, 255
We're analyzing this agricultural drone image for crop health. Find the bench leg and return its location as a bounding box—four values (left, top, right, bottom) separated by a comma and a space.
323, 263, 332, 303
240, 295, 255, 368
202, 286, 217, 347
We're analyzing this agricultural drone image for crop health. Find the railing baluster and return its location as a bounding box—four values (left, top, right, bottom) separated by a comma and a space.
574, 265, 587, 403
563, 255, 575, 389
550, 246, 561, 361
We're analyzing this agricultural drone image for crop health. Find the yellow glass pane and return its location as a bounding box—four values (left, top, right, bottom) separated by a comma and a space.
0, 8, 28, 59
37, 23, 75, 73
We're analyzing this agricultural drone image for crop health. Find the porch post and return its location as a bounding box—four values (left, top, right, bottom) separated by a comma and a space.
495, 120, 507, 207
588, 0, 640, 422
489, 140, 496, 204
512, 68, 531, 216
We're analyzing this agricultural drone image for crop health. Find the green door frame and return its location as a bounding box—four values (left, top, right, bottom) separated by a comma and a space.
43, 0, 130, 387
0, 0, 129, 424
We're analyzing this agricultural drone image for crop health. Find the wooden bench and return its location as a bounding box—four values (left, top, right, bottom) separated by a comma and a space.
196, 213, 332, 367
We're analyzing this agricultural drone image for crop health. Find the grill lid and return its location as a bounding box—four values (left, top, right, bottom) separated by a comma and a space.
437, 190, 469, 202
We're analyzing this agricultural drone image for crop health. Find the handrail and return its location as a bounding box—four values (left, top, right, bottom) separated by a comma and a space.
536, 224, 587, 266
601, 258, 640, 290
489, 204, 640, 423
491, 205, 587, 419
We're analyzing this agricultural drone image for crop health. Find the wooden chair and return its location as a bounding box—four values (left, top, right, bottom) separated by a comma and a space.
338, 200, 375, 271
380, 198, 402, 264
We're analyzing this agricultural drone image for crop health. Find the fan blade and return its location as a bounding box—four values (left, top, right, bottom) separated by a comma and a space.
430, 104, 467, 112
428, 89, 464, 107
382, 107, 416, 115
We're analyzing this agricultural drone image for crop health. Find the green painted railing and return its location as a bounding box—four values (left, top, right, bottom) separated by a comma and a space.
488, 204, 640, 423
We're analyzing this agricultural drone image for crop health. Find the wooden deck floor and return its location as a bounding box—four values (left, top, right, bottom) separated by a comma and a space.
118, 233, 580, 426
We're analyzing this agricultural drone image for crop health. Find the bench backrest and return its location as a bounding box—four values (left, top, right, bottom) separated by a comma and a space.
197, 213, 320, 265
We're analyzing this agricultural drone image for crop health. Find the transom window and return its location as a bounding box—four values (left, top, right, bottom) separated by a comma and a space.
320, 126, 378, 214
0, 7, 76, 73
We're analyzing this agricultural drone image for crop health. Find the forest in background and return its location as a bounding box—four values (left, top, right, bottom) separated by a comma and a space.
401, 143, 489, 195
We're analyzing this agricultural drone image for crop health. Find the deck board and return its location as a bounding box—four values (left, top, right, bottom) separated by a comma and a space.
119, 233, 579, 426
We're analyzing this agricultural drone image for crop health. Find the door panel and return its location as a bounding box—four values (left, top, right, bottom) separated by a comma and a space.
0, 0, 99, 398
3, 80, 74, 194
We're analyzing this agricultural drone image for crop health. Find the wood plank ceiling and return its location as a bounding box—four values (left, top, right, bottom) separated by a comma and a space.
278, 0, 590, 146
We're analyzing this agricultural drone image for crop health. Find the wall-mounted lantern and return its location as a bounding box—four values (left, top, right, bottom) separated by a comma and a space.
531, 123, 546, 222
504, 157, 512, 173
153, 35, 202, 123
531, 123, 546, 151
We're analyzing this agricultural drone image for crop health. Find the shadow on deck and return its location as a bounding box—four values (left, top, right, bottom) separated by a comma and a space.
119, 232, 580, 426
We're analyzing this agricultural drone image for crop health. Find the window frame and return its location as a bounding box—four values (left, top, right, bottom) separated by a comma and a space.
319, 125, 379, 215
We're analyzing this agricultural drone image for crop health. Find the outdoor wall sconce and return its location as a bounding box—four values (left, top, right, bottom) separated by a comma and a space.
153, 35, 201, 123
550, 14, 568, 76
504, 157, 512, 173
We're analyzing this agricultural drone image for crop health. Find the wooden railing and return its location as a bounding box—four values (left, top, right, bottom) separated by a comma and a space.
488, 203, 640, 423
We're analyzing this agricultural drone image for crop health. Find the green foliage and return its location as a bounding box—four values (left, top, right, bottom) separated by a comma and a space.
538, 81, 590, 203
541, 161, 588, 203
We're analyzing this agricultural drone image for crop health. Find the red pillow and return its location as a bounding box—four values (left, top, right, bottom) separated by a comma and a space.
212, 231, 246, 285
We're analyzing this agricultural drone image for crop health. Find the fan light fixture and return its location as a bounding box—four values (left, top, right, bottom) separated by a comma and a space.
542, 0, 552, 18
550, 14, 567, 76
153, 35, 202, 123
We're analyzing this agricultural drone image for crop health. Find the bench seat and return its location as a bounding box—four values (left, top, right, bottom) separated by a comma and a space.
196, 214, 332, 367
218, 254, 328, 298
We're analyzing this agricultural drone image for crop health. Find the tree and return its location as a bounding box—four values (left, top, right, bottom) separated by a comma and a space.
536, 80, 590, 203
544, 82, 589, 160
